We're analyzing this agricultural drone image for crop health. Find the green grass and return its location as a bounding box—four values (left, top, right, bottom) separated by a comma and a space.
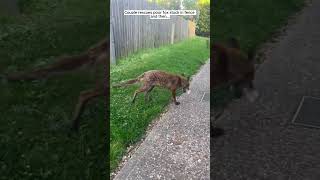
212, 0, 305, 107
110, 37, 209, 171
0, 0, 108, 179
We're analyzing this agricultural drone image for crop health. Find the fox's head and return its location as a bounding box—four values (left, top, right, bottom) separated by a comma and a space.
180, 74, 190, 94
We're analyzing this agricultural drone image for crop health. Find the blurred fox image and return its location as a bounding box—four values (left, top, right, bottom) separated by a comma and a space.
212, 38, 259, 102
2, 38, 109, 131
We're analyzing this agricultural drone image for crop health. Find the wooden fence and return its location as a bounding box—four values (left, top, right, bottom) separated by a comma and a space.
110, 0, 196, 64
0, 0, 20, 16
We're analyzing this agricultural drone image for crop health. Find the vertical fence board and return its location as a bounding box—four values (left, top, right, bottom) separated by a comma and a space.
110, 0, 195, 63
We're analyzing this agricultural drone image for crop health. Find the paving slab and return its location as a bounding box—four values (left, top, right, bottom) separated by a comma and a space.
114, 61, 210, 180
292, 96, 320, 128
212, 1, 320, 179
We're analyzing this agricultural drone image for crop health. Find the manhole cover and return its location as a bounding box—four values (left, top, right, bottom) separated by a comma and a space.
201, 92, 210, 102
292, 96, 320, 128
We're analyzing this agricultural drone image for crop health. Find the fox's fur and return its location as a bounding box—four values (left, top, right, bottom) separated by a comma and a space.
5, 39, 108, 81
113, 70, 190, 105
3, 38, 109, 131
212, 37, 258, 102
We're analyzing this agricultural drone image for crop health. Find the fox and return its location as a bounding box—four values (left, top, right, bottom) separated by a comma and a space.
211, 38, 259, 138
212, 37, 259, 102
113, 70, 190, 105
2, 38, 109, 131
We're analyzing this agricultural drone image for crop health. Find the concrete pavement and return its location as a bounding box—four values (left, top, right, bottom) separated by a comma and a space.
212, 1, 320, 179
114, 61, 210, 180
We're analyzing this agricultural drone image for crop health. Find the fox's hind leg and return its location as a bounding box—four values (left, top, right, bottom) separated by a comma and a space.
144, 85, 155, 103
71, 86, 103, 131
131, 84, 150, 103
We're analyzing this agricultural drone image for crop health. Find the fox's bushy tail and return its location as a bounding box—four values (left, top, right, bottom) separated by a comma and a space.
112, 73, 145, 88
112, 78, 139, 88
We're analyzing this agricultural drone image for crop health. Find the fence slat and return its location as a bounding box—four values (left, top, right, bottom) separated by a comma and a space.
110, 0, 195, 63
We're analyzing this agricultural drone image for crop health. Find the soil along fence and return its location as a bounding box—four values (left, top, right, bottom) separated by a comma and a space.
110, 0, 196, 64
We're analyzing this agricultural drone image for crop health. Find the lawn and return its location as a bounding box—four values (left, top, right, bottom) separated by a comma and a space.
0, 0, 108, 179
110, 37, 209, 171
212, 0, 305, 108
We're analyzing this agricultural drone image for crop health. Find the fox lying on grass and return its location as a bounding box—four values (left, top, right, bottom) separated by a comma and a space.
2, 38, 109, 131
113, 70, 190, 105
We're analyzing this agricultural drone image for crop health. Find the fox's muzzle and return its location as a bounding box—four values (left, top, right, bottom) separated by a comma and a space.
183, 87, 191, 94
242, 88, 259, 102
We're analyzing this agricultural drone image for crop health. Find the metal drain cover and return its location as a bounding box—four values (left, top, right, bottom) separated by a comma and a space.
201, 92, 210, 102
292, 96, 320, 128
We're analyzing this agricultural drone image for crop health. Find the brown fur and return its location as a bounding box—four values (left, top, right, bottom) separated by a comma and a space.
212, 38, 256, 97
113, 70, 190, 105
4, 38, 109, 131
211, 38, 257, 137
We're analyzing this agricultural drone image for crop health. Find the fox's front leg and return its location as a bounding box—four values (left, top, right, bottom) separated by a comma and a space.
171, 89, 180, 105
233, 82, 243, 98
